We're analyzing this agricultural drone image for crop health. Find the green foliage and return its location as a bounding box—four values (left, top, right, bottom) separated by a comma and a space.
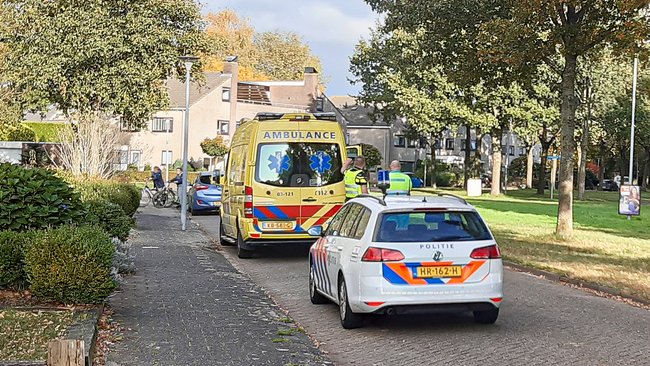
85, 200, 133, 241
200, 136, 229, 158
22, 122, 66, 142
0, 163, 85, 232
0, 231, 32, 289
3, 124, 36, 142
359, 143, 382, 168
435, 171, 458, 188
25, 226, 115, 304
70, 180, 140, 217
1, 0, 209, 127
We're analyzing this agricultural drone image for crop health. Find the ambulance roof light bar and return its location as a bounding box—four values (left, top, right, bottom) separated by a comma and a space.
254, 112, 338, 122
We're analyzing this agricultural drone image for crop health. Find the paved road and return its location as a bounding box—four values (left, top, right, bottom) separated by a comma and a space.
106, 207, 329, 366
193, 215, 650, 366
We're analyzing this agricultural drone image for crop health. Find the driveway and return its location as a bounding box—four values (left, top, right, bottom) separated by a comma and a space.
192, 215, 650, 366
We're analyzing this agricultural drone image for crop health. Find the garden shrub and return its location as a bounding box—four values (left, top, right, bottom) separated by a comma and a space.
85, 200, 134, 241
5, 124, 36, 142
436, 172, 457, 187
0, 163, 85, 232
70, 179, 140, 217
0, 231, 32, 289
25, 226, 115, 304
111, 238, 135, 275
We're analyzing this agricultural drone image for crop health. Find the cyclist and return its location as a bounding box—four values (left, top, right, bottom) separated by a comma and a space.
150, 166, 165, 190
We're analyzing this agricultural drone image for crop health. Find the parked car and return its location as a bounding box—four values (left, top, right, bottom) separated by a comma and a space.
601, 179, 618, 192
404, 172, 424, 188
188, 172, 222, 215
307, 195, 503, 329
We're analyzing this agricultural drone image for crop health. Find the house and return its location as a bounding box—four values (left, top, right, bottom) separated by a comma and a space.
323, 96, 542, 174
121, 60, 321, 171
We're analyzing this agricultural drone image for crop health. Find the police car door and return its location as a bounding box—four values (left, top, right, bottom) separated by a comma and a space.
327, 203, 364, 292
314, 204, 350, 297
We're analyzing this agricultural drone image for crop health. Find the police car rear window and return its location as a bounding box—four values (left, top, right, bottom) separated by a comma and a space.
256, 143, 343, 187
375, 211, 492, 242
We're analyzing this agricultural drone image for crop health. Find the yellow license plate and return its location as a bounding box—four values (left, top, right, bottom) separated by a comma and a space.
416, 266, 462, 278
260, 221, 295, 231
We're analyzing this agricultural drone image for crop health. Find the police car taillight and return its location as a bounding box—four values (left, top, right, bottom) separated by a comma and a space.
244, 186, 253, 218
470, 245, 501, 259
361, 247, 404, 262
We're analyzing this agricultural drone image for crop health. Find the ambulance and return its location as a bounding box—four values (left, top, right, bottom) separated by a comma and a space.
220, 112, 347, 258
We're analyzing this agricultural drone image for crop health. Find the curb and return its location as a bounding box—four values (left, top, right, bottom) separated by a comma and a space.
0, 305, 103, 366
504, 261, 650, 307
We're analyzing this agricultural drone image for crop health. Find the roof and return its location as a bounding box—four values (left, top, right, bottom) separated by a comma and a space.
243, 81, 305, 87
23, 105, 70, 122
328, 95, 358, 108
350, 195, 473, 211
167, 72, 231, 108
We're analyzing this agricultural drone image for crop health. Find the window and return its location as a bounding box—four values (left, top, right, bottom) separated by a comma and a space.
419, 138, 428, 148
130, 151, 142, 165
445, 139, 455, 150
401, 161, 414, 172
339, 204, 363, 237
352, 208, 371, 239
120, 118, 140, 132
394, 135, 406, 148
509, 146, 515, 156
520, 147, 526, 156
326, 205, 351, 236
471, 140, 477, 151
256, 143, 343, 187
315, 97, 324, 112
407, 139, 416, 148
161, 150, 173, 165
218, 120, 230, 135
229, 145, 246, 183
375, 211, 493, 242
434, 140, 442, 149
203, 158, 211, 169
222, 87, 231, 102
152, 117, 173, 132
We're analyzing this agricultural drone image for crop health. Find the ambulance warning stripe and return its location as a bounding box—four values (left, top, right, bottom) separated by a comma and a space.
382, 261, 486, 285
252, 204, 343, 231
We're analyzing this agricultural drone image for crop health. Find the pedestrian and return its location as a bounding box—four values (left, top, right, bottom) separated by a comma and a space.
386, 160, 412, 195
343, 156, 369, 200
150, 166, 165, 190
170, 168, 184, 202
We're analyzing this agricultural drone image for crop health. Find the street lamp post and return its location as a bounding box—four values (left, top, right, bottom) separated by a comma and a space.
180, 55, 199, 231
629, 56, 638, 189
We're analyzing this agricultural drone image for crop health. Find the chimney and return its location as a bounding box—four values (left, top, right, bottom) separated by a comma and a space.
224, 56, 239, 140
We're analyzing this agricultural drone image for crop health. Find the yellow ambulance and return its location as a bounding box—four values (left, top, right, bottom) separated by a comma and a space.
220, 112, 347, 258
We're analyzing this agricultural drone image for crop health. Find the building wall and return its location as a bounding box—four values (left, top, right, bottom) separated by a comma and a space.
346, 126, 391, 169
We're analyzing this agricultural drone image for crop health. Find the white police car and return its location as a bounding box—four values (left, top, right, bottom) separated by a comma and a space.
307, 194, 503, 329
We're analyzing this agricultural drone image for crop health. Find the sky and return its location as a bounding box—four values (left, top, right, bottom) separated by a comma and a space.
202, 0, 379, 96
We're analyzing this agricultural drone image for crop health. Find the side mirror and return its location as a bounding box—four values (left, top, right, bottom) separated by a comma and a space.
308, 226, 324, 237
377, 170, 391, 195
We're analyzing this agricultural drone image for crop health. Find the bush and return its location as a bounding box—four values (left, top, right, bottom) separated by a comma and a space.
111, 238, 135, 275
22, 122, 65, 142
0, 231, 32, 289
25, 226, 116, 304
85, 200, 134, 241
5, 124, 36, 142
435, 172, 457, 187
70, 179, 140, 217
0, 163, 85, 232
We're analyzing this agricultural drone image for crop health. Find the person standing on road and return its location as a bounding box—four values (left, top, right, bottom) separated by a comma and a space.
343, 156, 369, 200
386, 160, 412, 195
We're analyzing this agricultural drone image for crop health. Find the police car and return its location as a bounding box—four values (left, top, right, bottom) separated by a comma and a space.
307, 194, 503, 329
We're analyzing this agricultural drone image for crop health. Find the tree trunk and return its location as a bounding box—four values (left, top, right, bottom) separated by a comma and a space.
598, 138, 606, 191
642, 156, 650, 191
578, 84, 592, 200
464, 124, 472, 188
490, 127, 503, 196
475, 132, 486, 174
526, 144, 534, 189
430, 134, 437, 189
557, 53, 579, 239
537, 141, 550, 195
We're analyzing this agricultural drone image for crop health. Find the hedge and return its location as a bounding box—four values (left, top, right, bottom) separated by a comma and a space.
65, 178, 140, 217
0, 231, 31, 289
85, 200, 134, 241
22, 122, 66, 143
25, 226, 116, 304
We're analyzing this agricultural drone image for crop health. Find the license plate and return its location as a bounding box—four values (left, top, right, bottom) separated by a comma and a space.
260, 221, 295, 231
416, 266, 462, 278
211, 201, 221, 206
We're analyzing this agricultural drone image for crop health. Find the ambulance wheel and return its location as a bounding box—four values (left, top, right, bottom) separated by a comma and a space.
236, 229, 253, 259
338, 276, 363, 329
309, 262, 328, 304
219, 218, 234, 246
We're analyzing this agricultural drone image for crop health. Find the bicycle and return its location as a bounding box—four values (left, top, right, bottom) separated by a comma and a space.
140, 181, 156, 207
154, 183, 179, 208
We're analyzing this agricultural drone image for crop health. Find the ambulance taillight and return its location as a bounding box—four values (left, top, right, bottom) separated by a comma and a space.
244, 186, 254, 218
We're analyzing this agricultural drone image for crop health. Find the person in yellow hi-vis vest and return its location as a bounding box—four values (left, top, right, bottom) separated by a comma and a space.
343, 156, 369, 200
386, 160, 412, 195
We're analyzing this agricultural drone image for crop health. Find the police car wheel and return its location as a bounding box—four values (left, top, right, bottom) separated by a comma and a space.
338, 277, 362, 329
309, 263, 328, 304
236, 229, 253, 259
473, 308, 499, 324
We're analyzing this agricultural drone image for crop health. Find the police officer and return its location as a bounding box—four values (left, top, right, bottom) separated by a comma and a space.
343, 156, 369, 200
386, 160, 412, 195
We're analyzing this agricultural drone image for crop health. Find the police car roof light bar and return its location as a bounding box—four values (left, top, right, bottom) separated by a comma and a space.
356, 194, 386, 206
437, 193, 468, 205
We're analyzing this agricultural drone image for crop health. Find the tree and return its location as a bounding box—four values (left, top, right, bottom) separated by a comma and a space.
1, 0, 208, 127
202, 10, 322, 81
360, 143, 382, 168
364, 0, 650, 238
200, 136, 229, 169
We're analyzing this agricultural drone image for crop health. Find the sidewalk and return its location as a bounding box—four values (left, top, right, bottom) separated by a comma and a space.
106, 207, 329, 366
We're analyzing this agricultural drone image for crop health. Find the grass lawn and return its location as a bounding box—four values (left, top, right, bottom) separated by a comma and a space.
0, 309, 75, 360
414, 188, 650, 303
